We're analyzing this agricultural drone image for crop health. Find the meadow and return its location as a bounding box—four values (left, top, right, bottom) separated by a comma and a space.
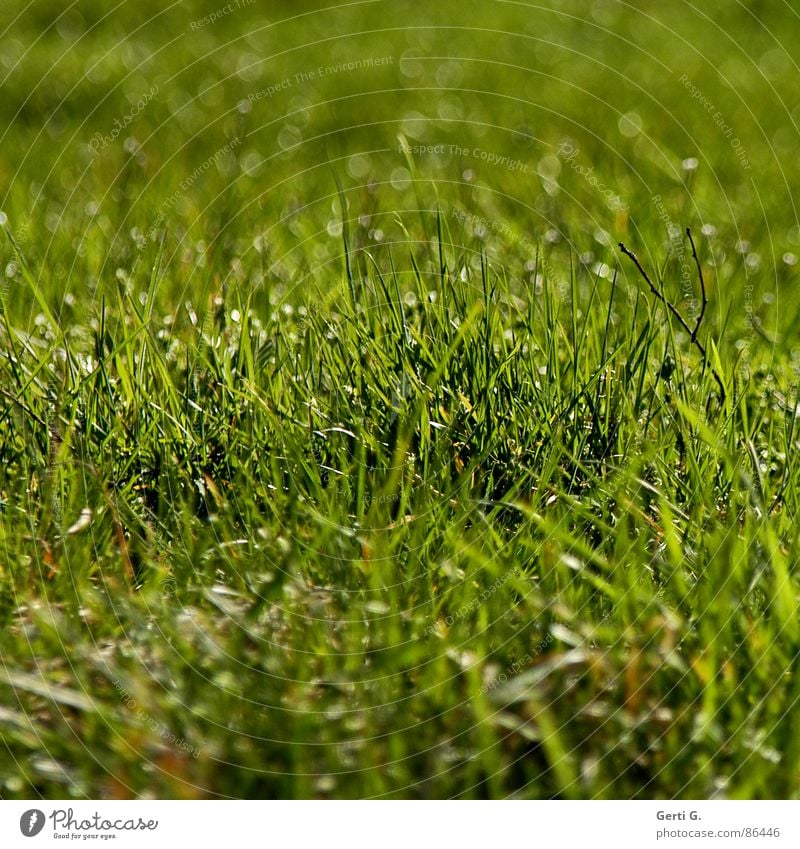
1, 0, 800, 798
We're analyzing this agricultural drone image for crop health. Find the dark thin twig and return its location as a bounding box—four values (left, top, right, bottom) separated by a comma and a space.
618, 242, 690, 331
618, 234, 726, 403
685, 227, 707, 341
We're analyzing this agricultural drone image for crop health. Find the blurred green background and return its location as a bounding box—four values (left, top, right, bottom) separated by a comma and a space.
1, 0, 798, 345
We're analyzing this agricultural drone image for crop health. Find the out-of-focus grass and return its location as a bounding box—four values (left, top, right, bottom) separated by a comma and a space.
1, 0, 800, 798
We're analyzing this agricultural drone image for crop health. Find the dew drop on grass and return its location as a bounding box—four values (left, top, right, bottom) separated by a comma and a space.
348, 154, 371, 178
390, 167, 411, 190
618, 111, 642, 137
4, 775, 24, 793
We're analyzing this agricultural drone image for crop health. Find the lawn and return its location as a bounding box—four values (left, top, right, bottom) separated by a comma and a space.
1, 0, 800, 799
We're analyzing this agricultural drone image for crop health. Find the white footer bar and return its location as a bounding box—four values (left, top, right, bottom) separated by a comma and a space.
2, 800, 797, 848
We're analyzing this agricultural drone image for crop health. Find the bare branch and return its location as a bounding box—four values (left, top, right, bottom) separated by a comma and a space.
618, 243, 693, 335
618, 236, 726, 403
686, 227, 707, 341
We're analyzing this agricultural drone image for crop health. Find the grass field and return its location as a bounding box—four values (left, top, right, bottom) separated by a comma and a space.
2, 0, 800, 799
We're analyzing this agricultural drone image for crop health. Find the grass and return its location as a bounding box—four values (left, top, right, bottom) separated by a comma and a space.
1, 0, 800, 799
